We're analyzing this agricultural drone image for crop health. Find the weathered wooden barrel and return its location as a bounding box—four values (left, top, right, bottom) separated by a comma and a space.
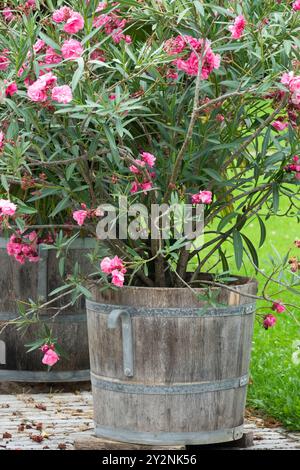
0, 237, 94, 382
86, 278, 257, 445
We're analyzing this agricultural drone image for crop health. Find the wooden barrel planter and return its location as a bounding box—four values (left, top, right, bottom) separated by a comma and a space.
86, 278, 257, 445
0, 237, 94, 382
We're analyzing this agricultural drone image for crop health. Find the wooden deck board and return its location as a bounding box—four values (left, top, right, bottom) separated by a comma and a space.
0, 392, 299, 450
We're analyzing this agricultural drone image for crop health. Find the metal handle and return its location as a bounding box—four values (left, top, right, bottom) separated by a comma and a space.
0, 340, 6, 365
107, 309, 134, 377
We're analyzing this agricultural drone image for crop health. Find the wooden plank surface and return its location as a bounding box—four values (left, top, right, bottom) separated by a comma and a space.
0, 392, 299, 450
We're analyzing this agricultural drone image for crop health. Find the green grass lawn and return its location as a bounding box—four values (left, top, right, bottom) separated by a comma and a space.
243, 211, 300, 430
192, 197, 300, 430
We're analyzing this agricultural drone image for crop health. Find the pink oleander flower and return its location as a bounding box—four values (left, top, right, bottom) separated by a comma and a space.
294, 239, 300, 248
0, 131, 4, 150
27, 73, 57, 102
61, 39, 83, 60
216, 114, 225, 122
165, 36, 220, 79
129, 165, 141, 174
192, 190, 213, 205
109, 94, 116, 100
130, 181, 139, 193
166, 69, 178, 80
64, 12, 84, 34
90, 49, 106, 61
101, 256, 126, 287
141, 152, 156, 168
164, 35, 189, 55
0, 199, 17, 216
280, 71, 300, 104
272, 120, 288, 131
52, 6, 72, 23
33, 39, 46, 54
45, 47, 61, 65
73, 209, 88, 226
0, 55, 9, 71
5, 82, 18, 97
140, 181, 153, 192
2, 8, 14, 22
111, 269, 125, 287
100, 255, 126, 274
51, 85, 73, 104
6, 232, 39, 264
42, 348, 60, 367
293, 0, 300, 11
27, 81, 47, 102
263, 314, 277, 329
39, 72, 58, 88
176, 50, 220, 79
229, 15, 247, 40
25, 0, 36, 9
272, 301, 286, 313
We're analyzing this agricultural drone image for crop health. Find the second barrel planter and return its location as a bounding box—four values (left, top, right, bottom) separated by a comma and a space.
0, 237, 94, 382
86, 278, 257, 445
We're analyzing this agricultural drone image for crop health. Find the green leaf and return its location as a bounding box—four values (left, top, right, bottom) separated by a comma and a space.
257, 216, 266, 248
28, 188, 61, 202
72, 57, 85, 91
218, 212, 237, 231
39, 32, 60, 51
194, 1, 204, 16
233, 230, 243, 271
49, 197, 71, 218
218, 248, 229, 273
17, 203, 38, 215
203, 168, 223, 182
242, 233, 259, 269
59, 257, 65, 277
25, 338, 47, 353
15, 217, 26, 232
1, 174, 9, 192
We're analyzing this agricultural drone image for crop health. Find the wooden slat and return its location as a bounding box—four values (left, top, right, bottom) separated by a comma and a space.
0, 392, 299, 450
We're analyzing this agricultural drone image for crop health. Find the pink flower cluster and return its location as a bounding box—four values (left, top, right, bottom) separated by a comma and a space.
52, 7, 84, 34
272, 301, 286, 313
229, 15, 247, 40
7, 231, 40, 264
0, 50, 10, 71
27, 72, 72, 104
2, 8, 14, 22
191, 190, 213, 205
272, 119, 288, 131
293, 1, 300, 11
5, 81, 18, 97
0, 199, 17, 217
61, 39, 83, 60
0, 131, 4, 150
73, 204, 104, 226
263, 314, 276, 329
281, 71, 300, 105
93, 2, 132, 44
164, 35, 220, 79
29, 39, 62, 67
100, 256, 127, 287
40, 344, 60, 366
263, 301, 286, 330
284, 155, 300, 180
129, 152, 156, 194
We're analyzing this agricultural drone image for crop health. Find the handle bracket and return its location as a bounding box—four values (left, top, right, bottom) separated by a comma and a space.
108, 309, 134, 377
